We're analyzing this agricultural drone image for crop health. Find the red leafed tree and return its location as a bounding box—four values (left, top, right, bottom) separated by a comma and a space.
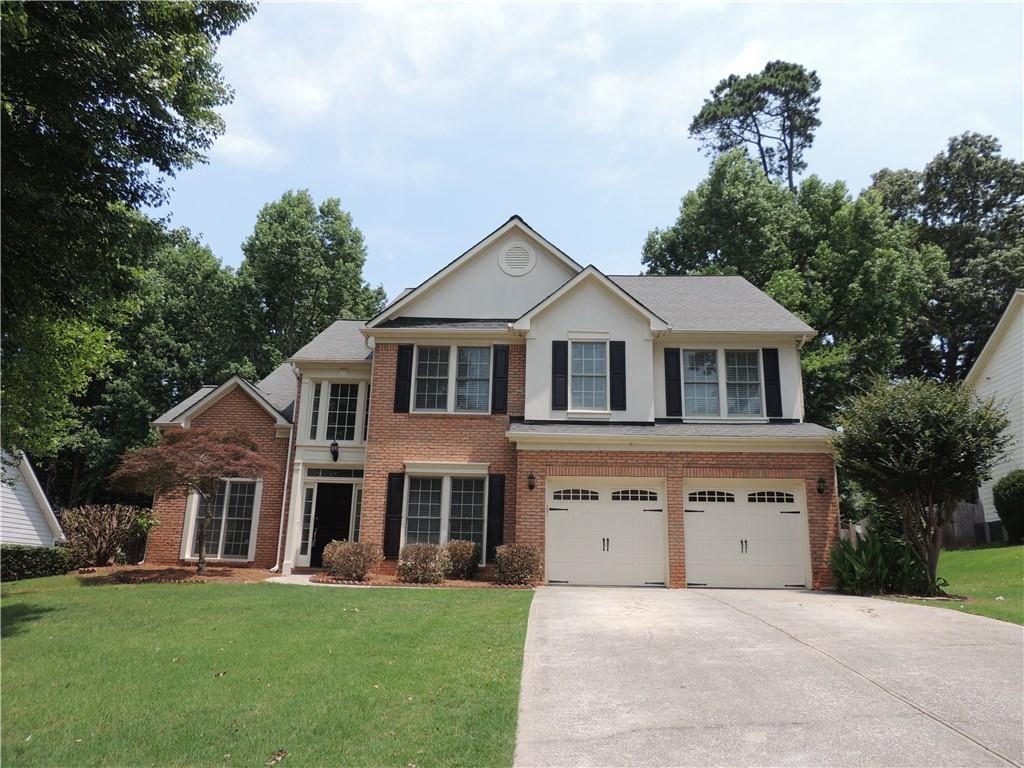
112, 428, 275, 573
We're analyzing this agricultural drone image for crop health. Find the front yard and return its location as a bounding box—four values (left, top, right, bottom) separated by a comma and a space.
1, 574, 533, 767
898, 543, 1023, 624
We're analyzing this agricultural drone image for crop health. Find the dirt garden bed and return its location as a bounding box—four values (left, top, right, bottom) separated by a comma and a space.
75, 565, 273, 585
310, 571, 535, 589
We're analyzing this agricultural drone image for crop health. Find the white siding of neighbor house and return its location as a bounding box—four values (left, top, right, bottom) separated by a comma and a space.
1, 458, 61, 547
524, 278, 656, 422
394, 230, 577, 321
971, 298, 1024, 522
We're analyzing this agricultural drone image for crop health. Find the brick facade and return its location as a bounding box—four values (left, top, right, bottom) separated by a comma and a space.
514, 450, 839, 588
146, 386, 291, 568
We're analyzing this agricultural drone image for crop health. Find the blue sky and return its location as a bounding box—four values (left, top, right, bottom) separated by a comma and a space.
158, 2, 1023, 300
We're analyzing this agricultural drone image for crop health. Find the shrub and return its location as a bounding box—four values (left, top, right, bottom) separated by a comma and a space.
1, 544, 77, 581
397, 544, 450, 584
494, 543, 541, 585
829, 530, 931, 596
322, 540, 382, 581
993, 470, 1024, 543
61, 504, 154, 567
445, 540, 480, 580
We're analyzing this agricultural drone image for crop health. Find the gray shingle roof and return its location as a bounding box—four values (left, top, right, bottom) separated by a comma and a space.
507, 421, 834, 439
153, 385, 217, 424
257, 363, 297, 420
377, 317, 514, 330
609, 275, 815, 335
289, 319, 371, 362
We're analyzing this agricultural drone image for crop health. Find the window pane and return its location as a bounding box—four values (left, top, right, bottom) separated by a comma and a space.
193, 482, 226, 556
571, 342, 607, 410
726, 350, 762, 416
309, 382, 322, 440
300, 487, 314, 556
325, 383, 359, 441
684, 350, 720, 416
448, 477, 485, 552
352, 488, 362, 543
456, 347, 490, 412
414, 347, 450, 410
406, 477, 442, 544
222, 481, 257, 558
362, 384, 370, 442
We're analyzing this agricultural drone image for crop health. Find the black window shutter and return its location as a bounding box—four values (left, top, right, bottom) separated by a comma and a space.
664, 348, 682, 417
610, 341, 626, 411
551, 340, 568, 410
394, 345, 413, 413
762, 348, 783, 418
491, 345, 509, 414
383, 472, 405, 558
487, 474, 505, 561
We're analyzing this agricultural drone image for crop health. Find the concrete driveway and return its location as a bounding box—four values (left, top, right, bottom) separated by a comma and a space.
515, 588, 1023, 768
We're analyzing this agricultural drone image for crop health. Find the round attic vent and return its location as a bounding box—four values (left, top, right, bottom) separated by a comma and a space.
499, 241, 536, 276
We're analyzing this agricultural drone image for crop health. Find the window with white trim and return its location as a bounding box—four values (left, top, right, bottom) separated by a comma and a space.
306, 380, 368, 443
308, 383, 322, 440
683, 350, 720, 416
571, 341, 607, 410
406, 477, 443, 544
325, 383, 359, 441
448, 478, 485, 549
725, 350, 762, 416
403, 474, 490, 561
362, 384, 371, 441
352, 488, 363, 543
191, 480, 259, 560
456, 347, 490, 412
412, 345, 493, 413
414, 347, 450, 411
299, 487, 315, 556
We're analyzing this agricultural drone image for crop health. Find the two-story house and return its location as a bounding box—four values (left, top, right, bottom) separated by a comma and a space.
148, 216, 839, 588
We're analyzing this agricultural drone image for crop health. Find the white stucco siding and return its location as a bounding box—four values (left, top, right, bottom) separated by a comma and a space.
525, 280, 655, 422
1, 460, 61, 547
397, 230, 578, 320
971, 299, 1024, 522
653, 335, 805, 421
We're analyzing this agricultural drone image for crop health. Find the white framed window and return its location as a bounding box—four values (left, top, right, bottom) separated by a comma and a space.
305, 380, 369, 444
571, 341, 607, 411
186, 479, 263, 561
412, 345, 492, 414
402, 474, 489, 562
683, 350, 720, 416
725, 350, 763, 416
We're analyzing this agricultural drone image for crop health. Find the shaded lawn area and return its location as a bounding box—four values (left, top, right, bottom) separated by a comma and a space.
1, 575, 533, 767
899, 544, 1023, 625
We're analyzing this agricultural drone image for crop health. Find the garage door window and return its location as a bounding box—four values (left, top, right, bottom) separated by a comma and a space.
687, 490, 735, 503
611, 489, 658, 501
553, 488, 599, 501
748, 491, 795, 503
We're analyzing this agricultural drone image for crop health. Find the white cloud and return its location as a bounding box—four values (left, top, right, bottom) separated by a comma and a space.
213, 130, 283, 169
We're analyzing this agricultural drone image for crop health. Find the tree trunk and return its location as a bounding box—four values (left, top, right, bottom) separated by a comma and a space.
196, 505, 208, 575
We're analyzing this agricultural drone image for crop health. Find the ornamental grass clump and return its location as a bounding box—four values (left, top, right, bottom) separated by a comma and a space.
322, 541, 382, 581
397, 544, 450, 584
494, 543, 541, 585
444, 540, 480, 580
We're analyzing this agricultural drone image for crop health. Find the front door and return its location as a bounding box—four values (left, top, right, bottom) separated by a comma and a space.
310, 483, 353, 567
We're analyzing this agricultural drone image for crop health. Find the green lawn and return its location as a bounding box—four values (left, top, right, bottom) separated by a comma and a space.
1, 575, 533, 767
900, 544, 1023, 624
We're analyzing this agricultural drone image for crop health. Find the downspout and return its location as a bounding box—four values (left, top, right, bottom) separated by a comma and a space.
270, 366, 299, 572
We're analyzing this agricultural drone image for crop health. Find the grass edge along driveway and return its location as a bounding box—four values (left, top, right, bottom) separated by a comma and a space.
2, 576, 533, 767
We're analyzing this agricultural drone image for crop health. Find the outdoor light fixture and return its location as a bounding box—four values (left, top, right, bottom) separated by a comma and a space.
817, 477, 827, 494
527, 473, 536, 490
330, 441, 340, 462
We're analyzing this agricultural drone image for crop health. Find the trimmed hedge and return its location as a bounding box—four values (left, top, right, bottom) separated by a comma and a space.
494, 543, 541, 585
322, 540, 382, 581
1, 544, 77, 582
397, 544, 450, 584
444, 540, 480, 580
993, 469, 1024, 543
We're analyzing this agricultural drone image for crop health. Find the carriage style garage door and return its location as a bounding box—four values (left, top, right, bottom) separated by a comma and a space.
546, 480, 667, 586
684, 483, 809, 588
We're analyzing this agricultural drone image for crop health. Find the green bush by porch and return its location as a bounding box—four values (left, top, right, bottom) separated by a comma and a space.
1, 575, 533, 767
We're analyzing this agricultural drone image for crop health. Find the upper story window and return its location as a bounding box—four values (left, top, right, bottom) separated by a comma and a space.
683, 350, 720, 417
571, 341, 607, 411
307, 380, 368, 443
677, 349, 764, 419
413, 345, 492, 413
725, 350, 762, 417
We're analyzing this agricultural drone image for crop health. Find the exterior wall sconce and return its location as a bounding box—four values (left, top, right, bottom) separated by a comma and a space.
817, 477, 827, 495
527, 473, 536, 491
330, 441, 340, 462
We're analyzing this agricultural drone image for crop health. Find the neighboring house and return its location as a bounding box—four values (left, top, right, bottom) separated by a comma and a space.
1, 451, 65, 547
146, 216, 839, 588
965, 289, 1023, 542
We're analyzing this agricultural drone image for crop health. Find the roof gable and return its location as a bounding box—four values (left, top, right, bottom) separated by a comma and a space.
1, 451, 64, 542
966, 289, 1024, 386
152, 376, 291, 429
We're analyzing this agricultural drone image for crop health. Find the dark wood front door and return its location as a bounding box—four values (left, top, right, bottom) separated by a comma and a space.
310, 483, 353, 567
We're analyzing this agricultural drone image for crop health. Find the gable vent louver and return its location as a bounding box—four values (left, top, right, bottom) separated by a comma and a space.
499, 242, 536, 276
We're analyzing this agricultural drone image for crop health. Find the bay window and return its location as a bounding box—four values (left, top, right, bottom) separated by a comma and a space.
571, 341, 607, 410
190, 479, 261, 560
412, 345, 492, 413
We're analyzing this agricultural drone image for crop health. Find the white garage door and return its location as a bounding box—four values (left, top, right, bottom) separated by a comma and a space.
684, 485, 808, 588
546, 481, 667, 586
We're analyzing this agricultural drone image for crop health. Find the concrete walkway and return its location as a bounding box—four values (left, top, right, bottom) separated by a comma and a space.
515, 588, 1024, 768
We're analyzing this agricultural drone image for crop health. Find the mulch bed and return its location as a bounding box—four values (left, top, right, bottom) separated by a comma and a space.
310, 572, 535, 589
75, 565, 273, 585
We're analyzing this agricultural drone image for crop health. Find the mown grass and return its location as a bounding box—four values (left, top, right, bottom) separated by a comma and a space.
899, 543, 1023, 624
1, 575, 533, 767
